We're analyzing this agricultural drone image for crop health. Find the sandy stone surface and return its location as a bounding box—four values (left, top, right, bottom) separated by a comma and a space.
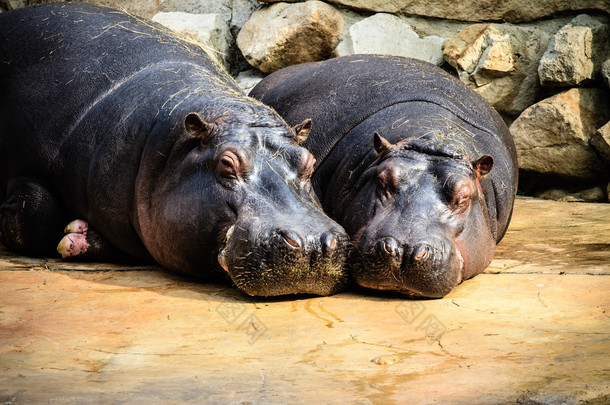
0, 198, 608, 404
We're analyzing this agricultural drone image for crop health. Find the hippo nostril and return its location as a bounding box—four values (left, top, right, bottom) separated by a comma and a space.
279, 230, 301, 249
377, 237, 399, 258
412, 244, 429, 261
321, 231, 337, 252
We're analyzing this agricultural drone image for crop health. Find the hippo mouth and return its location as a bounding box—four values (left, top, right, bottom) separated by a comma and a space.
350, 239, 465, 298
217, 224, 349, 296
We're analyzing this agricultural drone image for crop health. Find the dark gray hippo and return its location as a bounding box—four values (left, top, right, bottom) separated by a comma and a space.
0, 3, 349, 297
250, 55, 518, 298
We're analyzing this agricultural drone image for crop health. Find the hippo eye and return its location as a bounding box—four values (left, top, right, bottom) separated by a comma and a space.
298, 151, 316, 181
454, 193, 470, 211
217, 150, 244, 180
376, 165, 398, 202
451, 182, 473, 213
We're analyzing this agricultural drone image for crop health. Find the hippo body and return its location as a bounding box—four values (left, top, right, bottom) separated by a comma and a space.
250, 55, 518, 297
0, 3, 349, 296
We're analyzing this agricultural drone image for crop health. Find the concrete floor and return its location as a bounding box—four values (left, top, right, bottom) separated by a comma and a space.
0, 197, 608, 404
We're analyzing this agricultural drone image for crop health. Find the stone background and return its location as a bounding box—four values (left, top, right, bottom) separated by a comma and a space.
2, 0, 609, 202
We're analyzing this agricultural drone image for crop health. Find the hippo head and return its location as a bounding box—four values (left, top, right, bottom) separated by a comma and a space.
135, 110, 348, 296
336, 134, 495, 298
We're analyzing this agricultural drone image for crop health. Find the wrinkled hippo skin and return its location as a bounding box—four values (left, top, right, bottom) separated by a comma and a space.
250, 55, 518, 298
0, 3, 349, 297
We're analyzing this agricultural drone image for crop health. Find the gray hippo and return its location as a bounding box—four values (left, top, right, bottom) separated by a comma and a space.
0, 3, 349, 297
250, 55, 518, 298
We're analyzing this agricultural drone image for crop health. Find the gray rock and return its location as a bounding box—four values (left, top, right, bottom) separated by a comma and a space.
236, 1, 344, 73
152, 12, 233, 70
509, 87, 610, 181
538, 14, 610, 87
443, 24, 551, 116
229, 0, 259, 36
159, 0, 232, 21
235, 69, 264, 93
258, 0, 610, 23
336, 13, 446, 66
159, 0, 259, 36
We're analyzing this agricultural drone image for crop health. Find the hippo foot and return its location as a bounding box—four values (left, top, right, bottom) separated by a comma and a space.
0, 176, 67, 256
57, 220, 91, 258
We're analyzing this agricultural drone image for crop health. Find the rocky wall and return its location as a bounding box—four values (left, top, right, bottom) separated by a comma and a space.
2, 0, 609, 202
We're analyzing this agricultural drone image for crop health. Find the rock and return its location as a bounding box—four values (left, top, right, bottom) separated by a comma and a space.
6, 0, 160, 18
235, 69, 264, 93
83, 0, 159, 18
591, 121, 610, 164
401, 16, 472, 40
159, 0, 232, 21
443, 24, 551, 116
158, 0, 258, 36
229, 0, 259, 36
538, 15, 610, 87
0, 0, 26, 9
336, 13, 446, 66
602, 59, 610, 88
152, 12, 233, 70
236, 1, 344, 73
258, 0, 610, 24
535, 187, 607, 203
509, 88, 610, 181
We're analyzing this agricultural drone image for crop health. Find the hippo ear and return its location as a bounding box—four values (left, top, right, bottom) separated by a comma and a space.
373, 132, 393, 156
472, 155, 494, 177
292, 119, 312, 145
185, 112, 214, 142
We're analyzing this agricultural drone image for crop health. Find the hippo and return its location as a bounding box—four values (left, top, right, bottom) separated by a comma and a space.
250, 55, 518, 298
0, 3, 349, 297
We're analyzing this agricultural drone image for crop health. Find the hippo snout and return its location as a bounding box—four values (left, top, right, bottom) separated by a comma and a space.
221, 223, 349, 297
276, 229, 302, 249
375, 237, 432, 267
320, 231, 338, 254
275, 229, 339, 256
353, 236, 462, 298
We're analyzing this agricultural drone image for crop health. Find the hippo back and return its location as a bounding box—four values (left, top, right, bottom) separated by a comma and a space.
0, 2, 236, 152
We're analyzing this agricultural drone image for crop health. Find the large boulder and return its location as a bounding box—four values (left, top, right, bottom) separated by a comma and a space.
236, 1, 344, 73
336, 13, 446, 65
257, 0, 610, 23
509, 88, 610, 182
152, 12, 234, 70
443, 24, 551, 116
538, 15, 610, 87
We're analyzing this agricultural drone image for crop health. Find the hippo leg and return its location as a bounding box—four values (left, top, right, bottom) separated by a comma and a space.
0, 176, 67, 256
57, 220, 128, 262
